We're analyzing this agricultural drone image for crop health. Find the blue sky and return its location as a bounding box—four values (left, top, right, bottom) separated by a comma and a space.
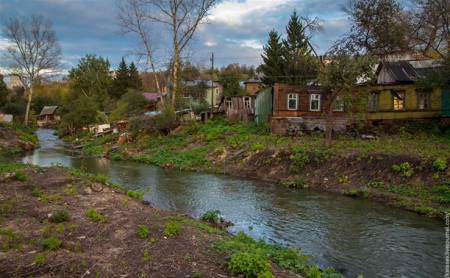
0, 0, 350, 74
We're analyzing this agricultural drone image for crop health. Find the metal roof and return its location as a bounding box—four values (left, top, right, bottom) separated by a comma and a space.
39, 106, 58, 116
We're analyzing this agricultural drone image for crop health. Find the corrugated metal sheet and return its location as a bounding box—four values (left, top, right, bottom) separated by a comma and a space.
39, 106, 58, 116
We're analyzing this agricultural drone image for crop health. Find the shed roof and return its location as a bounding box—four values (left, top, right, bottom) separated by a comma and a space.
376, 59, 444, 83
39, 106, 58, 116
142, 92, 159, 101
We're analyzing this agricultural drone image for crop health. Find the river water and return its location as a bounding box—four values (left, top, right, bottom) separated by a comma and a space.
22, 129, 445, 278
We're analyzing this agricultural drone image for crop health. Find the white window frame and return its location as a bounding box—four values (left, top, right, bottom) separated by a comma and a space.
309, 93, 321, 111
287, 93, 298, 110
226, 98, 232, 109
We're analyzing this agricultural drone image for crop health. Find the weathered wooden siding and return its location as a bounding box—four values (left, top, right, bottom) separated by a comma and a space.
255, 87, 272, 124
224, 96, 255, 122
365, 84, 442, 121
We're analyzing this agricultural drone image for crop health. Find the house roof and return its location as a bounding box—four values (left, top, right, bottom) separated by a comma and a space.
376, 59, 444, 83
142, 92, 159, 101
39, 106, 58, 116
244, 74, 264, 84
182, 80, 217, 88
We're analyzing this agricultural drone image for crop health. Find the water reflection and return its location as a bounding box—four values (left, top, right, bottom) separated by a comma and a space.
22, 129, 445, 278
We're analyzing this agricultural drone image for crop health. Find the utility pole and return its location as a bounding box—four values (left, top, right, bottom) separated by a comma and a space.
210, 52, 214, 118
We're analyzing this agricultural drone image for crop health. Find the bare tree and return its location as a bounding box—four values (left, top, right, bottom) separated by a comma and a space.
2, 15, 62, 125
144, 0, 219, 105
117, 0, 164, 104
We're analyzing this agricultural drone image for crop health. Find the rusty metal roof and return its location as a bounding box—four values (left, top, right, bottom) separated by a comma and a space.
39, 106, 58, 116
377, 59, 444, 83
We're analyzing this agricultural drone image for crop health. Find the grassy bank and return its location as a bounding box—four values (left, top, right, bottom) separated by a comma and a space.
76, 117, 450, 218
0, 122, 38, 160
0, 163, 349, 277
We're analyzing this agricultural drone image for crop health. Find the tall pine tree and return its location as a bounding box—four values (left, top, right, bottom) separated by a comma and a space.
110, 57, 131, 100
129, 62, 143, 92
282, 11, 318, 85
260, 30, 284, 85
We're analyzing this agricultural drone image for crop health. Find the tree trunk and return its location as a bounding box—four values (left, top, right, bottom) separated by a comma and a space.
24, 86, 33, 126
325, 108, 333, 147
171, 53, 179, 106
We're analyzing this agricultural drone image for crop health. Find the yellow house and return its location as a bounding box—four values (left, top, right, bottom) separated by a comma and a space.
364, 60, 443, 123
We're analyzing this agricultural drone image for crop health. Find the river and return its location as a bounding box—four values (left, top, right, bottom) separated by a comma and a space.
22, 128, 445, 278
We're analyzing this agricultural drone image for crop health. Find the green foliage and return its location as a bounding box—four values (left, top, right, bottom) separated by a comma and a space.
142, 249, 150, 262
200, 210, 221, 223
0, 163, 26, 175
34, 253, 47, 265
126, 189, 144, 199
219, 67, 246, 96
366, 181, 384, 189
164, 221, 181, 236
432, 183, 450, 204
250, 143, 265, 152
39, 237, 61, 250
228, 252, 274, 278
0, 228, 24, 251
136, 225, 149, 239
51, 209, 70, 223
433, 157, 447, 171
280, 175, 306, 188
86, 208, 106, 223
155, 104, 178, 134
32, 188, 45, 198
392, 162, 414, 177
14, 171, 28, 181
338, 175, 349, 183
290, 147, 310, 168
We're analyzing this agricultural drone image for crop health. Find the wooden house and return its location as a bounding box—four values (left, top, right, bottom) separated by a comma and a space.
221, 95, 255, 122
255, 83, 350, 135
244, 74, 265, 95
364, 60, 444, 125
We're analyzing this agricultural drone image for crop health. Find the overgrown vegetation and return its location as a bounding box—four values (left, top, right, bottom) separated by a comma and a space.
213, 231, 345, 278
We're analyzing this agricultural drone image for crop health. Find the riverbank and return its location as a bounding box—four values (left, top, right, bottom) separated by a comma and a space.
76, 117, 450, 219
1, 164, 353, 277
0, 122, 38, 160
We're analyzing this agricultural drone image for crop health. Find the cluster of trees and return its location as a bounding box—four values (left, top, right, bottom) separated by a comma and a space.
259, 11, 321, 86
59, 55, 147, 132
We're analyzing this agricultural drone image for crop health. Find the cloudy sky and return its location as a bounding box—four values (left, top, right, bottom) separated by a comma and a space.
0, 0, 350, 74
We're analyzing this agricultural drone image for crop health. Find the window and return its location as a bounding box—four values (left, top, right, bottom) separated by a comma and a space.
287, 93, 298, 110
367, 93, 379, 112
393, 91, 405, 111
226, 98, 232, 109
333, 96, 344, 111
244, 97, 251, 109
418, 92, 430, 110
309, 93, 321, 111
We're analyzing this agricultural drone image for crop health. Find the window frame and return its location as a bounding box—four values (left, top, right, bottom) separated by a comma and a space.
333, 96, 345, 112
309, 93, 321, 111
417, 91, 431, 110
367, 92, 379, 112
243, 96, 251, 109
287, 93, 298, 110
392, 90, 405, 111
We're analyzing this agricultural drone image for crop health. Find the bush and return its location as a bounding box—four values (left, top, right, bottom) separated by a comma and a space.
366, 181, 384, 189
39, 237, 61, 250
228, 252, 273, 278
86, 208, 106, 223
433, 157, 447, 171
200, 210, 221, 223
14, 171, 28, 181
51, 209, 70, 223
164, 221, 181, 236
137, 225, 149, 239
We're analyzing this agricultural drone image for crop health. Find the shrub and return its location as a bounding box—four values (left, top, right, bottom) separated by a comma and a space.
137, 225, 149, 239
14, 171, 28, 181
164, 221, 181, 236
51, 209, 70, 223
338, 175, 349, 183
366, 181, 384, 189
433, 157, 447, 171
34, 253, 47, 265
228, 252, 273, 278
392, 162, 414, 177
86, 208, 106, 223
280, 176, 306, 188
39, 237, 61, 250
200, 210, 221, 223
